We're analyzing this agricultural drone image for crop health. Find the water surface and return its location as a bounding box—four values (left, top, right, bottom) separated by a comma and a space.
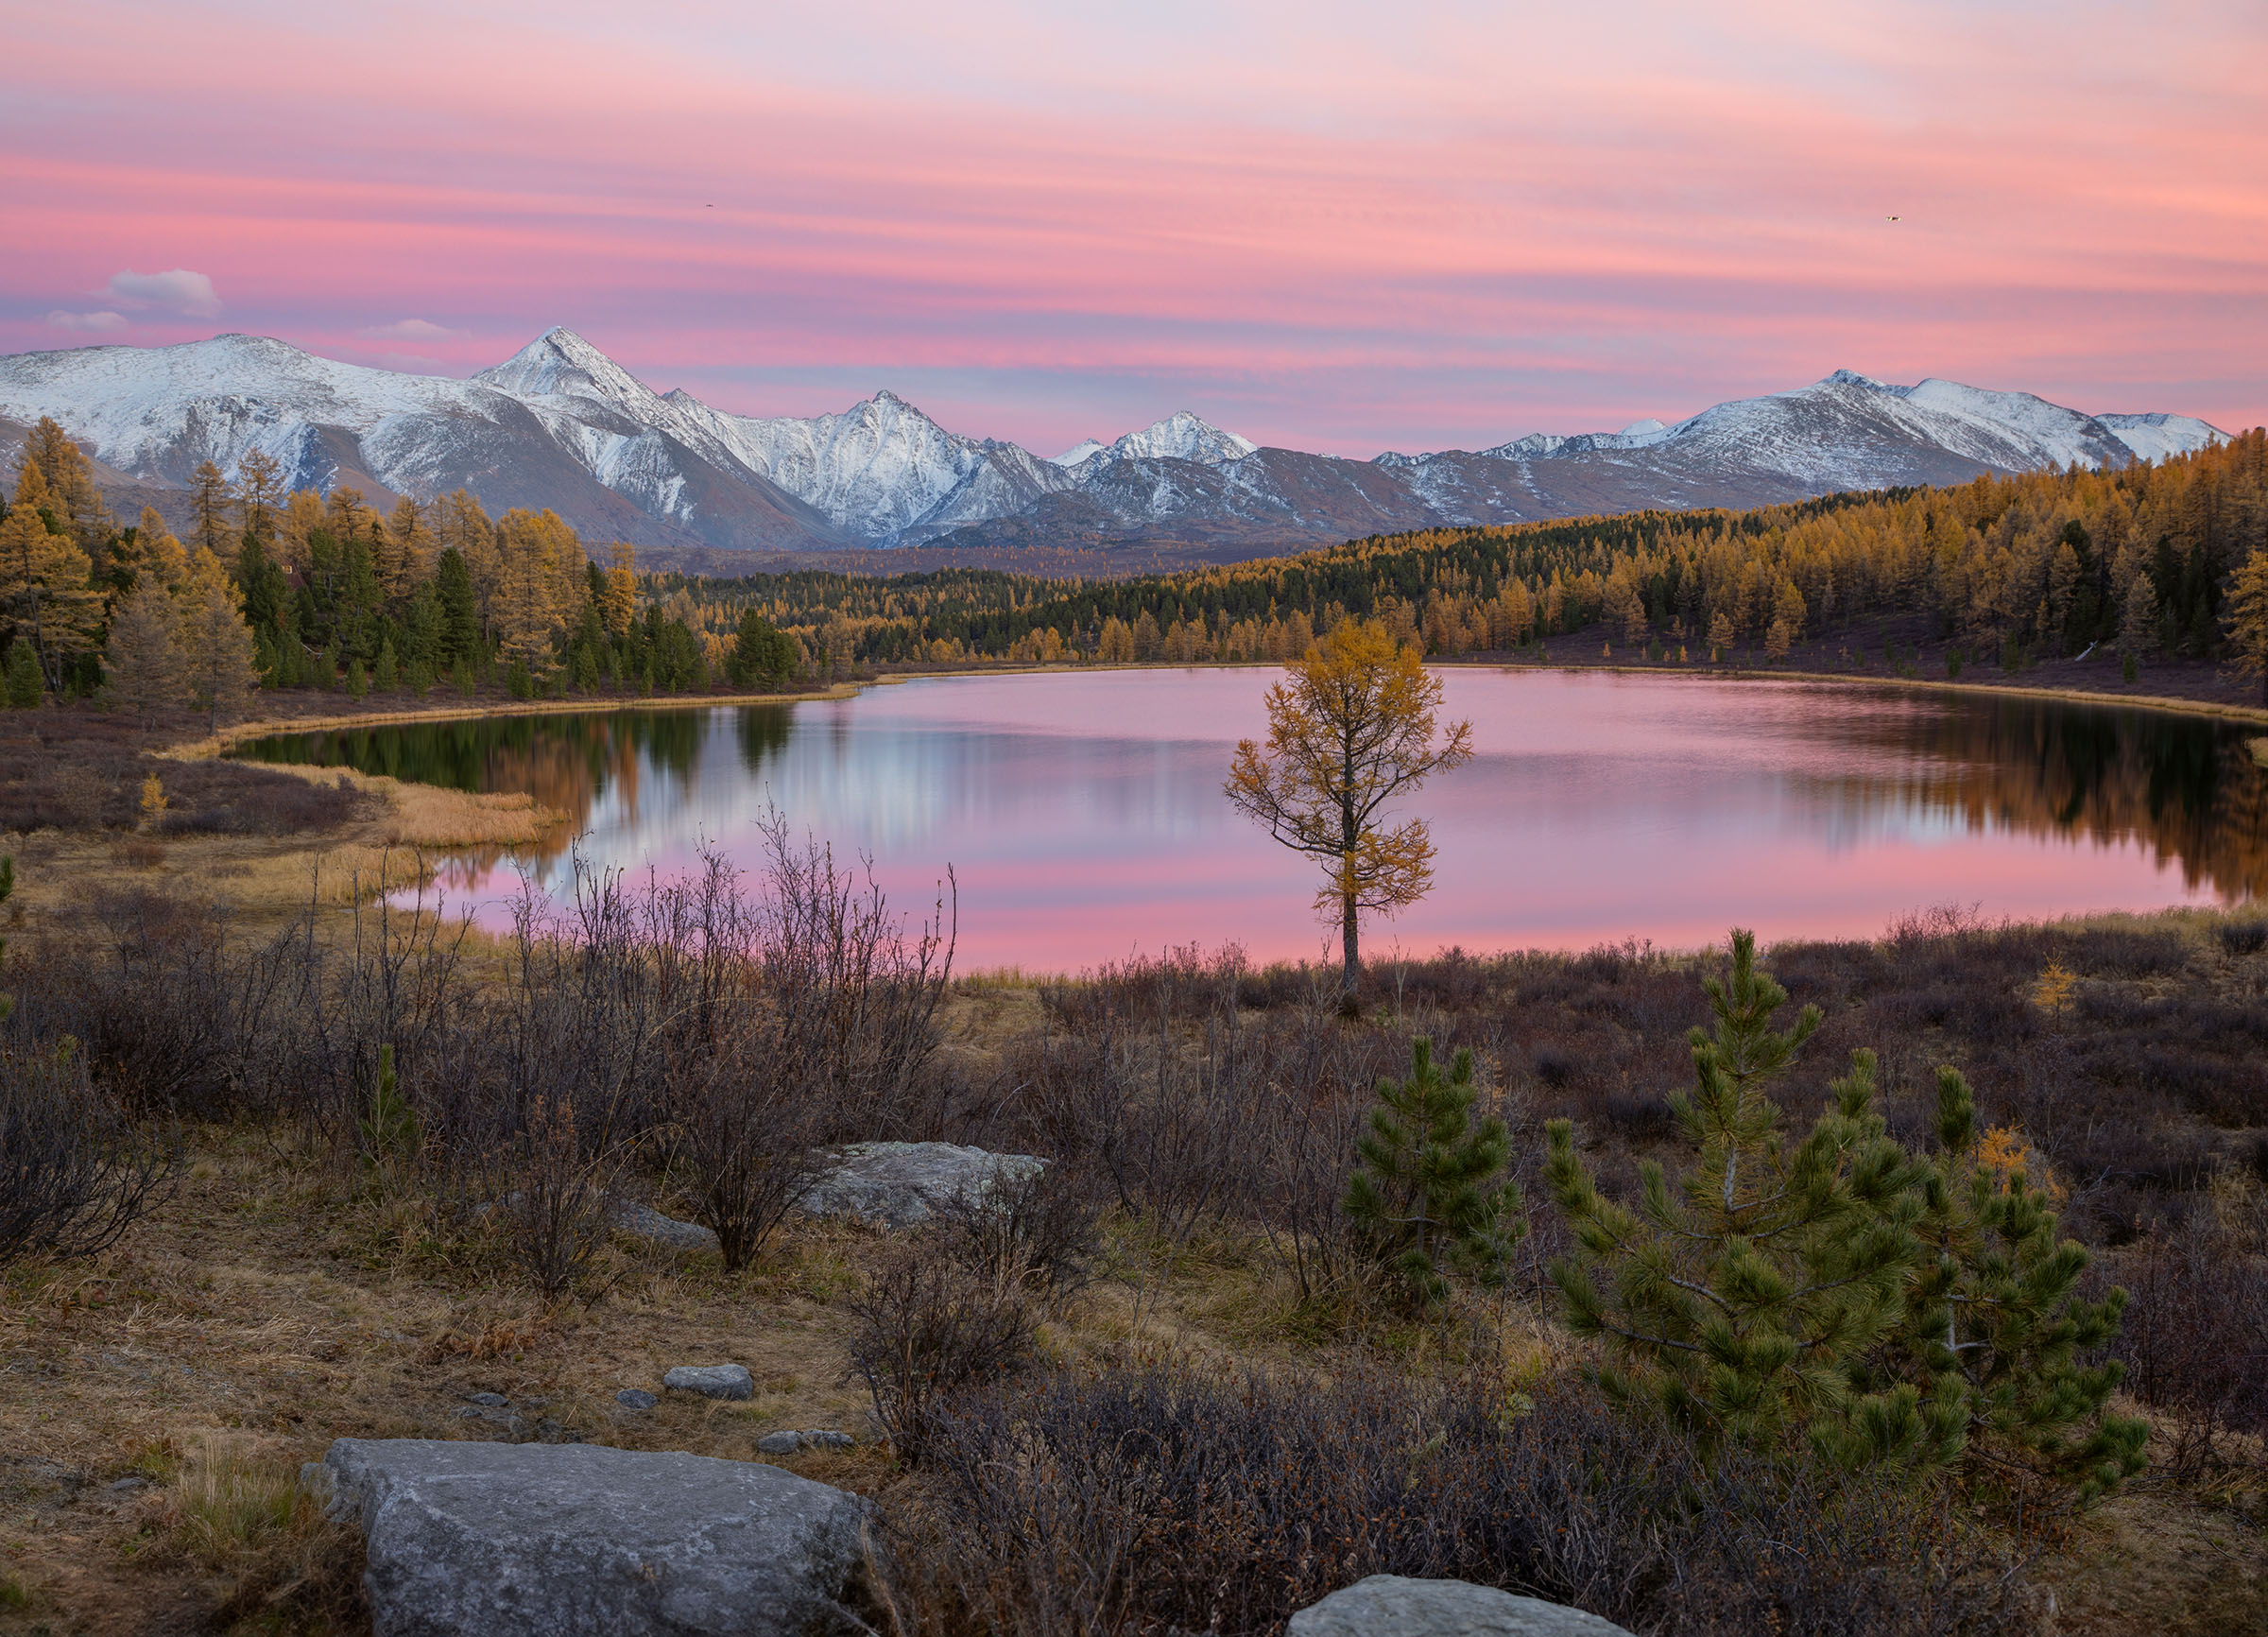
237, 669, 2268, 969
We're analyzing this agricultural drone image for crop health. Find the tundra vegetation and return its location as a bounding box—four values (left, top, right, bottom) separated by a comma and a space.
0, 801, 2263, 1632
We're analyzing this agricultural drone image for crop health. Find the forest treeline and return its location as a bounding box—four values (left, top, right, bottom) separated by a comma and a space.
4, 414, 2266, 715
0, 420, 737, 713
673, 432, 2268, 687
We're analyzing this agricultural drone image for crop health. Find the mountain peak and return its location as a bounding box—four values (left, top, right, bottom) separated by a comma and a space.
1110, 410, 1257, 465
475, 328, 660, 408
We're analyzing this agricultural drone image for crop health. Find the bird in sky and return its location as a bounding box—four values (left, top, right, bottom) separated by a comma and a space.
1887, 215, 1900, 221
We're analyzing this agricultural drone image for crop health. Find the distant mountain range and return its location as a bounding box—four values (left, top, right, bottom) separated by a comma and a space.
0, 329, 2230, 571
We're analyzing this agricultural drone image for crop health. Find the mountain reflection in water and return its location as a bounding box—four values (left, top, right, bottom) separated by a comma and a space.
233, 671, 2266, 967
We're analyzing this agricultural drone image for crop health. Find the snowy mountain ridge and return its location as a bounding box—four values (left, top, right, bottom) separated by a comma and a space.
0, 329, 2231, 564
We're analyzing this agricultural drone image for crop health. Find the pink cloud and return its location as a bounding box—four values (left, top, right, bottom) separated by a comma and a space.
2, 2, 2261, 450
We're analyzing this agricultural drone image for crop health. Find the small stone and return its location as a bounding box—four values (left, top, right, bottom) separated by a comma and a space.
663, 1363, 753, 1402
468, 1392, 509, 1407
107, 1475, 148, 1492
614, 1388, 659, 1410
756, 1430, 802, 1456
800, 1430, 855, 1451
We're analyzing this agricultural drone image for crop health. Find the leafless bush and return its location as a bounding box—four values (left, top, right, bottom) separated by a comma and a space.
846, 1238, 1038, 1460
747, 813, 955, 1139
2105, 1190, 2268, 1477
0, 1036, 174, 1265
887, 1364, 2036, 1637
929, 1159, 1102, 1304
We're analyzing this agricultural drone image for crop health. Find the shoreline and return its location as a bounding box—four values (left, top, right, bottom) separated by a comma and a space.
181, 655, 2268, 761
168, 678, 881, 760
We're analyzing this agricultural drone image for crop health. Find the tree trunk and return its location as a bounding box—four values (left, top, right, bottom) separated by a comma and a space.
1340, 887, 1360, 1012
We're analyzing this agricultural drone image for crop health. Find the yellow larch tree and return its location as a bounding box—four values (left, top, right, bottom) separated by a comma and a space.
233, 449, 285, 549
1226, 617, 1472, 1007
125, 506, 190, 593
0, 460, 104, 689
2225, 546, 2268, 706
187, 459, 234, 557
492, 508, 584, 671
175, 545, 261, 729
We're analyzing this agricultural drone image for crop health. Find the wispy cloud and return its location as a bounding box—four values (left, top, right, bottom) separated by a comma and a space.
358, 319, 460, 341
0, 4, 2261, 445
105, 268, 221, 319
43, 310, 129, 333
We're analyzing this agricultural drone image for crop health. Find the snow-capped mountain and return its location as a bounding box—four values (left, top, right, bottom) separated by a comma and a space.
665, 388, 1075, 540
0, 331, 2231, 566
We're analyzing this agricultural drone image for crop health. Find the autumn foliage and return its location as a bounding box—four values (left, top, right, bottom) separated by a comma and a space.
1226, 618, 1470, 999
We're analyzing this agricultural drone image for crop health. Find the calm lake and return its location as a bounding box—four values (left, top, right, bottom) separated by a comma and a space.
236, 669, 2268, 971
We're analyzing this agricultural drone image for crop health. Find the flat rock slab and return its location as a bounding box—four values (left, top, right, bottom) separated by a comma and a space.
1288, 1577, 1634, 1637
797, 1142, 1043, 1230
318, 1438, 877, 1637
757, 1430, 856, 1456
665, 1364, 753, 1401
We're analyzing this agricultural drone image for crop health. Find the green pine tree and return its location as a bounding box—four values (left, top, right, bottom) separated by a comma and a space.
1545, 930, 1941, 1463
5, 642, 42, 708
357, 1043, 417, 1166
434, 546, 481, 668
1345, 1037, 1525, 1307
373, 636, 399, 693
1882, 1067, 2147, 1502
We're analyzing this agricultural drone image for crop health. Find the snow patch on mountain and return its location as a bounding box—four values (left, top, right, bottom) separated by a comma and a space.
1050, 439, 1107, 467
675, 388, 1074, 541
2098, 412, 2226, 464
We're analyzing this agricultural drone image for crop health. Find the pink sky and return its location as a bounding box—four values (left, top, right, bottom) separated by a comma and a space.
5, 1, 2263, 455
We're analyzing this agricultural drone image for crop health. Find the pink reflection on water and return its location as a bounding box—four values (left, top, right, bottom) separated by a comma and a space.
407, 669, 2256, 973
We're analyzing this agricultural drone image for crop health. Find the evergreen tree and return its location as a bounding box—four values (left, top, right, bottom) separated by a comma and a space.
434, 546, 481, 667
1346, 1037, 1524, 1306
335, 532, 383, 663
234, 533, 291, 645
728, 607, 798, 690
103, 578, 188, 728
1882, 1067, 2147, 1502
5, 641, 42, 709
1545, 931, 1938, 1462
374, 636, 400, 693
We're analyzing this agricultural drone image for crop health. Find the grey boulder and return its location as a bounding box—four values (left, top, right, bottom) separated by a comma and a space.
615, 1388, 659, 1410
614, 1199, 721, 1253
317, 1437, 878, 1637
1287, 1577, 1634, 1637
797, 1142, 1043, 1230
665, 1364, 753, 1401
